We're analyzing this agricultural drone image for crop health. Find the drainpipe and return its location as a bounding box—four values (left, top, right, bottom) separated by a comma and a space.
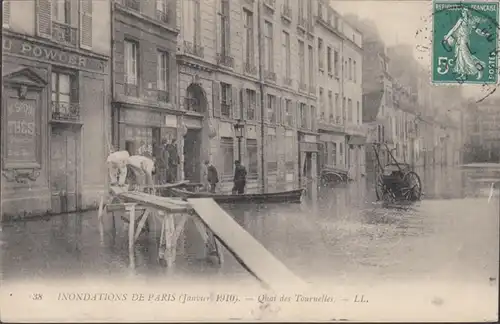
257, 1, 265, 193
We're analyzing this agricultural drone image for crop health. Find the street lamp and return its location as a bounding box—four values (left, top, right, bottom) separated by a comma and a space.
234, 119, 245, 161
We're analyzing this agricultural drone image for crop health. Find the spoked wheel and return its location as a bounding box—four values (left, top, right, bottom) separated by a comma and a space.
402, 171, 422, 201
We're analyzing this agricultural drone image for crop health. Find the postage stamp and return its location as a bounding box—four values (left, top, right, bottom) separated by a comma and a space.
432, 1, 499, 84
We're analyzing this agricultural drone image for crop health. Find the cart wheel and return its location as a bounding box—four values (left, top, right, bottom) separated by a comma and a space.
375, 174, 385, 201
402, 171, 422, 201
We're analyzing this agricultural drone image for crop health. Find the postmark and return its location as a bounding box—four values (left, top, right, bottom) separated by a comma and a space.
432, 1, 499, 84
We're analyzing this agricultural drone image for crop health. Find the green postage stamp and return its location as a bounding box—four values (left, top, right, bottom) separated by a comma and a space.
432, 1, 499, 84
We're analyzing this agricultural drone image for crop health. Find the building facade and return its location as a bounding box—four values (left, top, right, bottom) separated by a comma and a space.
316, 0, 347, 175
110, 0, 180, 180
2, 0, 111, 220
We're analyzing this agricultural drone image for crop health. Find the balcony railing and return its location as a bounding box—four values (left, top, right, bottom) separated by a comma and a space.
51, 102, 80, 121
265, 70, 277, 82
244, 62, 258, 75
124, 0, 140, 11
283, 76, 292, 86
217, 53, 234, 68
282, 5, 292, 20
299, 83, 307, 91
157, 90, 169, 102
156, 9, 169, 23
183, 41, 204, 58
52, 21, 77, 46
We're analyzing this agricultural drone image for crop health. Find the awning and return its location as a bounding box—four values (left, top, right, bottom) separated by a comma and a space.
348, 135, 366, 145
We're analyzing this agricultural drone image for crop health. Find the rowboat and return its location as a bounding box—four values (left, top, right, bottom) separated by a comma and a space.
168, 187, 305, 204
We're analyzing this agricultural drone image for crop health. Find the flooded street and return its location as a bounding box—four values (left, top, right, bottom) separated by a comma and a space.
2, 166, 498, 291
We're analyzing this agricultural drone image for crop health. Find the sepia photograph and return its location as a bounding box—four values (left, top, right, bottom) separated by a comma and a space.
0, 0, 499, 321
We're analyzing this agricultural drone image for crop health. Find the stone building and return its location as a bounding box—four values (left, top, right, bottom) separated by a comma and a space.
2, 0, 111, 219
176, 0, 321, 193
110, 0, 180, 179
316, 0, 347, 174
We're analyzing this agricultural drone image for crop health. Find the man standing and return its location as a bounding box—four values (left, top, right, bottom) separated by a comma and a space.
232, 160, 247, 194
204, 160, 219, 193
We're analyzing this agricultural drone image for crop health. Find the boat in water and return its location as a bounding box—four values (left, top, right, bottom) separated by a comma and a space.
168, 187, 305, 204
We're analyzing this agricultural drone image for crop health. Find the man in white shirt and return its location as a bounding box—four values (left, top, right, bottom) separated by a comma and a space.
106, 150, 130, 186
127, 155, 156, 189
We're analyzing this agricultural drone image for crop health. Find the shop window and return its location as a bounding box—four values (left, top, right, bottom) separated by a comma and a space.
124, 39, 139, 97
51, 71, 79, 121
246, 139, 258, 179
221, 137, 234, 179
221, 83, 232, 118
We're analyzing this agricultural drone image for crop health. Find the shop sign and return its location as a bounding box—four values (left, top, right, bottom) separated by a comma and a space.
5, 97, 38, 165
299, 142, 319, 152
2, 36, 105, 72
122, 109, 162, 127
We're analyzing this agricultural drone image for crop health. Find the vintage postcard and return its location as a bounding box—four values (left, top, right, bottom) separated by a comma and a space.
1, 0, 498, 322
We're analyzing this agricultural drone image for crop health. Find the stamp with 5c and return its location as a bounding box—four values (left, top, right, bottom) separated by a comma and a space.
432, 1, 499, 84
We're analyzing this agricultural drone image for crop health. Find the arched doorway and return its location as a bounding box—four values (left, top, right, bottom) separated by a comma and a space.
183, 83, 208, 183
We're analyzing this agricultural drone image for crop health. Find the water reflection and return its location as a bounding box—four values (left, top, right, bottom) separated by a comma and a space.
1, 166, 497, 285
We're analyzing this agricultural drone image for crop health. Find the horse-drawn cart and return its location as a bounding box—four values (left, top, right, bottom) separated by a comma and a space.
372, 143, 423, 203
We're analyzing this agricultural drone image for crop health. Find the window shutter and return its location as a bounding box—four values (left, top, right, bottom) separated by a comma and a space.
241, 89, 248, 120
232, 86, 240, 119
80, 0, 93, 49
37, 0, 52, 38
3, 0, 11, 27
212, 81, 221, 117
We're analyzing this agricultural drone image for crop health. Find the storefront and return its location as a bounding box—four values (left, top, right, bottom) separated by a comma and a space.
1, 32, 109, 220
346, 134, 366, 180
112, 104, 182, 183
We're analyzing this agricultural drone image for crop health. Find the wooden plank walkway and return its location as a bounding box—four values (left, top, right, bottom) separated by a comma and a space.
188, 198, 307, 290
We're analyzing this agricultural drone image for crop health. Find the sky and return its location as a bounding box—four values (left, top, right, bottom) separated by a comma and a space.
332, 0, 493, 101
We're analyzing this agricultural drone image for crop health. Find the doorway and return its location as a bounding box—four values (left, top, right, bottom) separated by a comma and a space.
50, 125, 80, 214
183, 128, 202, 182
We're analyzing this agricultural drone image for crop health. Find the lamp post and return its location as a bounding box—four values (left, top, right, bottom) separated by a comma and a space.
234, 119, 245, 161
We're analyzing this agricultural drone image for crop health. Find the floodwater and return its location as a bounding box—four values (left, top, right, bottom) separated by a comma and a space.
1, 166, 498, 307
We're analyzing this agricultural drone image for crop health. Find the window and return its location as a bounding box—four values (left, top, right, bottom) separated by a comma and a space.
327, 47, 332, 74
246, 89, 257, 120
220, 0, 230, 56
247, 139, 258, 179
344, 60, 348, 79
282, 31, 291, 78
267, 94, 277, 123
353, 60, 357, 83
335, 93, 339, 121
308, 45, 314, 87
156, 0, 168, 22
124, 40, 138, 85
328, 91, 333, 120
327, 10, 332, 24
285, 134, 295, 171
342, 97, 346, 122
310, 106, 316, 130
319, 88, 324, 118
221, 82, 232, 118
299, 103, 307, 128
348, 58, 352, 80
298, 40, 305, 85
51, 72, 78, 119
332, 143, 337, 166
357, 101, 361, 124
264, 21, 274, 72
187, 0, 201, 45
318, 38, 324, 70
244, 9, 254, 66
298, 0, 304, 19
53, 0, 71, 24
348, 99, 352, 122
221, 137, 234, 178
157, 50, 169, 100
285, 99, 293, 126
317, 1, 323, 18
307, 0, 312, 20
266, 134, 277, 173
333, 50, 339, 77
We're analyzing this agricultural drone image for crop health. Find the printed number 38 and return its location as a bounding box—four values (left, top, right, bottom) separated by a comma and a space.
437, 57, 454, 75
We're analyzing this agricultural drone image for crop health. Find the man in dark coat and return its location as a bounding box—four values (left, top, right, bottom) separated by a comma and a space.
204, 160, 219, 193
232, 160, 247, 194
